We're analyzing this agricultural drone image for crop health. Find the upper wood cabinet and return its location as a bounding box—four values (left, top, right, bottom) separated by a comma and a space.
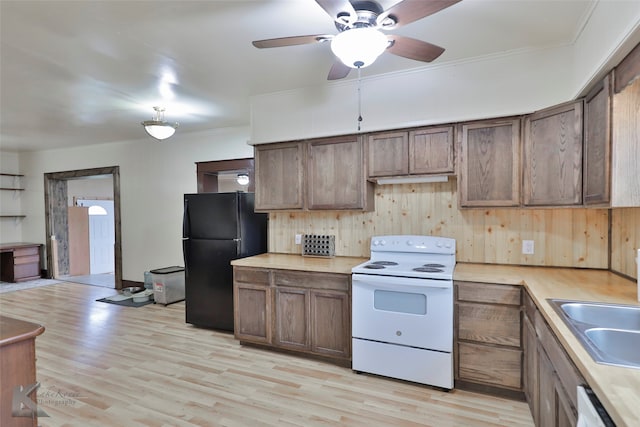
255, 135, 373, 211
458, 118, 521, 207
523, 100, 584, 207
410, 126, 455, 175
610, 57, 640, 207
308, 135, 373, 210
367, 126, 454, 178
367, 131, 408, 177
583, 74, 612, 205
254, 141, 304, 210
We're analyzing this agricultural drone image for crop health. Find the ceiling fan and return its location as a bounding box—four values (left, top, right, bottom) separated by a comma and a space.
252, 0, 461, 80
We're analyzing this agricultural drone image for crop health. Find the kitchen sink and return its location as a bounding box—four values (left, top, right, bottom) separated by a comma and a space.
584, 328, 640, 366
548, 299, 640, 369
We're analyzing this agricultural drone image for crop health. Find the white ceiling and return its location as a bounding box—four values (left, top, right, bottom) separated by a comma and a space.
0, 0, 600, 152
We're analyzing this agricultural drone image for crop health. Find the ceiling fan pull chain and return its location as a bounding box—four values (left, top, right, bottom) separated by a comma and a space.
357, 66, 363, 131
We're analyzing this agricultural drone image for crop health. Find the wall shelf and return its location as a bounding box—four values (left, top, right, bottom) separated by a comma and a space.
1, 173, 25, 221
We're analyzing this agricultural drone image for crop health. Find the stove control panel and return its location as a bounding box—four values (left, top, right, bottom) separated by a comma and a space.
370, 235, 455, 254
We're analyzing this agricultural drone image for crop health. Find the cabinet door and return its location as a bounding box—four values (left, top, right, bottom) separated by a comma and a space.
523, 101, 583, 206
234, 283, 271, 344
254, 142, 304, 210
583, 74, 612, 205
367, 131, 408, 177
234, 268, 272, 344
458, 119, 521, 207
522, 296, 539, 426
307, 135, 372, 210
275, 287, 310, 350
409, 126, 454, 175
310, 290, 350, 359
538, 346, 557, 427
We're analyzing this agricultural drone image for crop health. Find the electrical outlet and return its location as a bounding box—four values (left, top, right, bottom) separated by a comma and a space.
522, 240, 534, 255
295, 234, 302, 245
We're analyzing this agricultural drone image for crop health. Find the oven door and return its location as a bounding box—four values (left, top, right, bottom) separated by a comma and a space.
352, 273, 453, 352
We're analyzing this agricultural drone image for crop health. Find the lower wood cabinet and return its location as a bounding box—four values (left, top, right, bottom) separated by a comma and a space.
454, 281, 523, 397
0, 243, 42, 283
234, 266, 351, 365
523, 290, 583, 427
234, 268, 271, 344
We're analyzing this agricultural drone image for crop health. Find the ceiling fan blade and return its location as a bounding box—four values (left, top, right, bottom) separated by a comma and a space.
252, 35, 332, 49
386, 35, 445, 62
315, 0, 357, 25
377, 0, 461, 29
328, 61, 351, 80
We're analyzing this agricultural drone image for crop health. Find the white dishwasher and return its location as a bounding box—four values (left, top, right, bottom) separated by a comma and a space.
577, 386, 615, 427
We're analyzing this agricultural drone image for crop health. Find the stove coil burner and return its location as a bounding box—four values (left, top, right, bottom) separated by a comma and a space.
363, 264, 386, 269
413, 267, 444, 273
422, 263, 445, 268
371, 261, 398, 266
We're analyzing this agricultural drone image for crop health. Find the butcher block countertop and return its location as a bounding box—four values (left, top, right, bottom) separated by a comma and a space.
231, 253, 368, 275
232, 254, 639, 427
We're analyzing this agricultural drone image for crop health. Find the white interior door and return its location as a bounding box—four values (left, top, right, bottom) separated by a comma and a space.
79, 199, 115, 274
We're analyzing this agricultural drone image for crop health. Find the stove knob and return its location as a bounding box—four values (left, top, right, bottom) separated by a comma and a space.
380, 239, 386, 246
372, 239, 380, 246
436, 242, 443, 248
445, 243, 452, 248
406, 240, 414, 246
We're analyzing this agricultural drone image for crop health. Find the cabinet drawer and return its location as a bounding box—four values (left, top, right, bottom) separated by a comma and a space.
234, 267, 270, 285
457, 342, 522, 389
14, 246, 39, 257
458, 302, 521, 346
456, 281, 521, 305
14, 263, 40, 280
274, 270, 349, 291
14, 254, 39, 266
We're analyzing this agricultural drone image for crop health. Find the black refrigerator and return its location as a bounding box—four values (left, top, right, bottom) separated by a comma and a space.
182, 192, 267, 331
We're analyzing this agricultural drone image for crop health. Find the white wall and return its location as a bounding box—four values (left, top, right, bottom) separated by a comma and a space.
18, 126, 252, 281
249, 4, 640, 144
67, 177, 114, 206
0, 151, 23, 242
572, 0, 640, 96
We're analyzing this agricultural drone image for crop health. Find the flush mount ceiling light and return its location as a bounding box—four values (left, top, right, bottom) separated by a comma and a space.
236, 173, 250, 186
330, 27, 389, 68
141, 106, 178, 141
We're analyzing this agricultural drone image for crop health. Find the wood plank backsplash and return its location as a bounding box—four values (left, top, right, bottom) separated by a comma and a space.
269, 180, 614, 270
611, 208, 640, 279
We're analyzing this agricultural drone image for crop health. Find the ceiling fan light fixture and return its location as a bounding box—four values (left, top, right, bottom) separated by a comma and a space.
331, 27, 388, 68
141, 106, 178, 141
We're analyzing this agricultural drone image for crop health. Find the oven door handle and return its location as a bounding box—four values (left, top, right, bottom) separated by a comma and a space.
352, 273, 452, 289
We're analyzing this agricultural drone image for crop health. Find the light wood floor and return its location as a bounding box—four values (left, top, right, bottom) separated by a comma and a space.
0, 282, 534, 427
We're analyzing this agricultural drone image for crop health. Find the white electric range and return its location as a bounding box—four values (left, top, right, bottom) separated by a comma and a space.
351, 235, 456, 389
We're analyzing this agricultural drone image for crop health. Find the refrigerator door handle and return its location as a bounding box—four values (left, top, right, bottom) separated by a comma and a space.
182, 238, 190, 276
182, 199, 190, 238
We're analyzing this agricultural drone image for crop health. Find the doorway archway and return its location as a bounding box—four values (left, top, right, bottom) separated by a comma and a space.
44, 166, 123, 289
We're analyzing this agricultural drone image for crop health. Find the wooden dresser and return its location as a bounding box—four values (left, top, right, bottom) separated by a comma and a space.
0, 243, 42, 283
0, 316, 45, 427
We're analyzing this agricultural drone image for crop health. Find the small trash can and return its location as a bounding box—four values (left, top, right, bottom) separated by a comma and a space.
150, 266, 185, 305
